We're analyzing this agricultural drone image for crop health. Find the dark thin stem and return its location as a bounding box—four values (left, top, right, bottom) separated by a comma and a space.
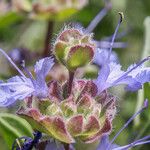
37, 141, 48, 150
67, 72, 75, 97
64, 144, 70, 150
28, 131, 42, 149
43, 21, 54, 57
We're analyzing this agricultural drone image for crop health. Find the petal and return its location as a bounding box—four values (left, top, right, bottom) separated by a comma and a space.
45, 141, 65, 150
34, 57, 54, 78
95, 64, 110, 93
96, 135, 119, 150
96, 135, 110, 150
109, 63, 150, 91
0, 76, 34, 107
34, 57, 54, 98
93, 48, 118, 66
95, 57, 150, 92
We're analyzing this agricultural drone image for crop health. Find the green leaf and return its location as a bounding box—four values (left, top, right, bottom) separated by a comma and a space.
0, 12, 23, 29
0, 113, 33, 149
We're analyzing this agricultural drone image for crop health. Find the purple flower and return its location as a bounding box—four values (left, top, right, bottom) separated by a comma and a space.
93, 13, 150, 94
0, 49, 54, 107
94, 49, 150, 93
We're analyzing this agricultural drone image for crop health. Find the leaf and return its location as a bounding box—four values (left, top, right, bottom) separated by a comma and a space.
0, 12, 23, 29
0, 113, 33, 149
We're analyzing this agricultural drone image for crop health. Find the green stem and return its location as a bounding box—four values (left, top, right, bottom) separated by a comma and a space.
67, 71, 75, 98
134, 17, 150, 126
64, 143, 70, 150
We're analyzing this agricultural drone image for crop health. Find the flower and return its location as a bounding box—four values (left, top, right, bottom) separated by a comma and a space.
93, 13, 150, 93
0, 48, 54, 106
94, 49, 150, 93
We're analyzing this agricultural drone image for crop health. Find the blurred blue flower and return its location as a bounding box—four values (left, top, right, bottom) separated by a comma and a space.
0, 49, 54, 107
93, 13, 150, 94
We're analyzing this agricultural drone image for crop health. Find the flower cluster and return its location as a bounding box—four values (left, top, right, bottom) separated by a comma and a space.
17, 80, 116, 144
12, 0, 87, 20
0, 13, 150, 150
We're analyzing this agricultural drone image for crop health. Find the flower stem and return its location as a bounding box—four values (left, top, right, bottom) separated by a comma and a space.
43, 21, 54, 57
67, 71, 75, 97
64, 144, 70, 150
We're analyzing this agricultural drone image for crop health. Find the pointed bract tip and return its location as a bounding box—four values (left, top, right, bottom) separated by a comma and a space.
118, 12, 124, 23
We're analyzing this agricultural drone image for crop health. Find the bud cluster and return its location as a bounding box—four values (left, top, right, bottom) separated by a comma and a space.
54, 28, 95, 71
12, 0, 87, 20
17, 80, 116, 144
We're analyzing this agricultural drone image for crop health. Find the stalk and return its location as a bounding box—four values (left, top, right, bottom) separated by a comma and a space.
67, 71, 75, 97
43, 21, 54, 57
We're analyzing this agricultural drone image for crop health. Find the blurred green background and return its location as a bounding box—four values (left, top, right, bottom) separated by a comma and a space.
0, 0, 150, 149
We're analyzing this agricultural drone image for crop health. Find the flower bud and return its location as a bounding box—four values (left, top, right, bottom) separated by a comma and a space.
54, 28, 96, 71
